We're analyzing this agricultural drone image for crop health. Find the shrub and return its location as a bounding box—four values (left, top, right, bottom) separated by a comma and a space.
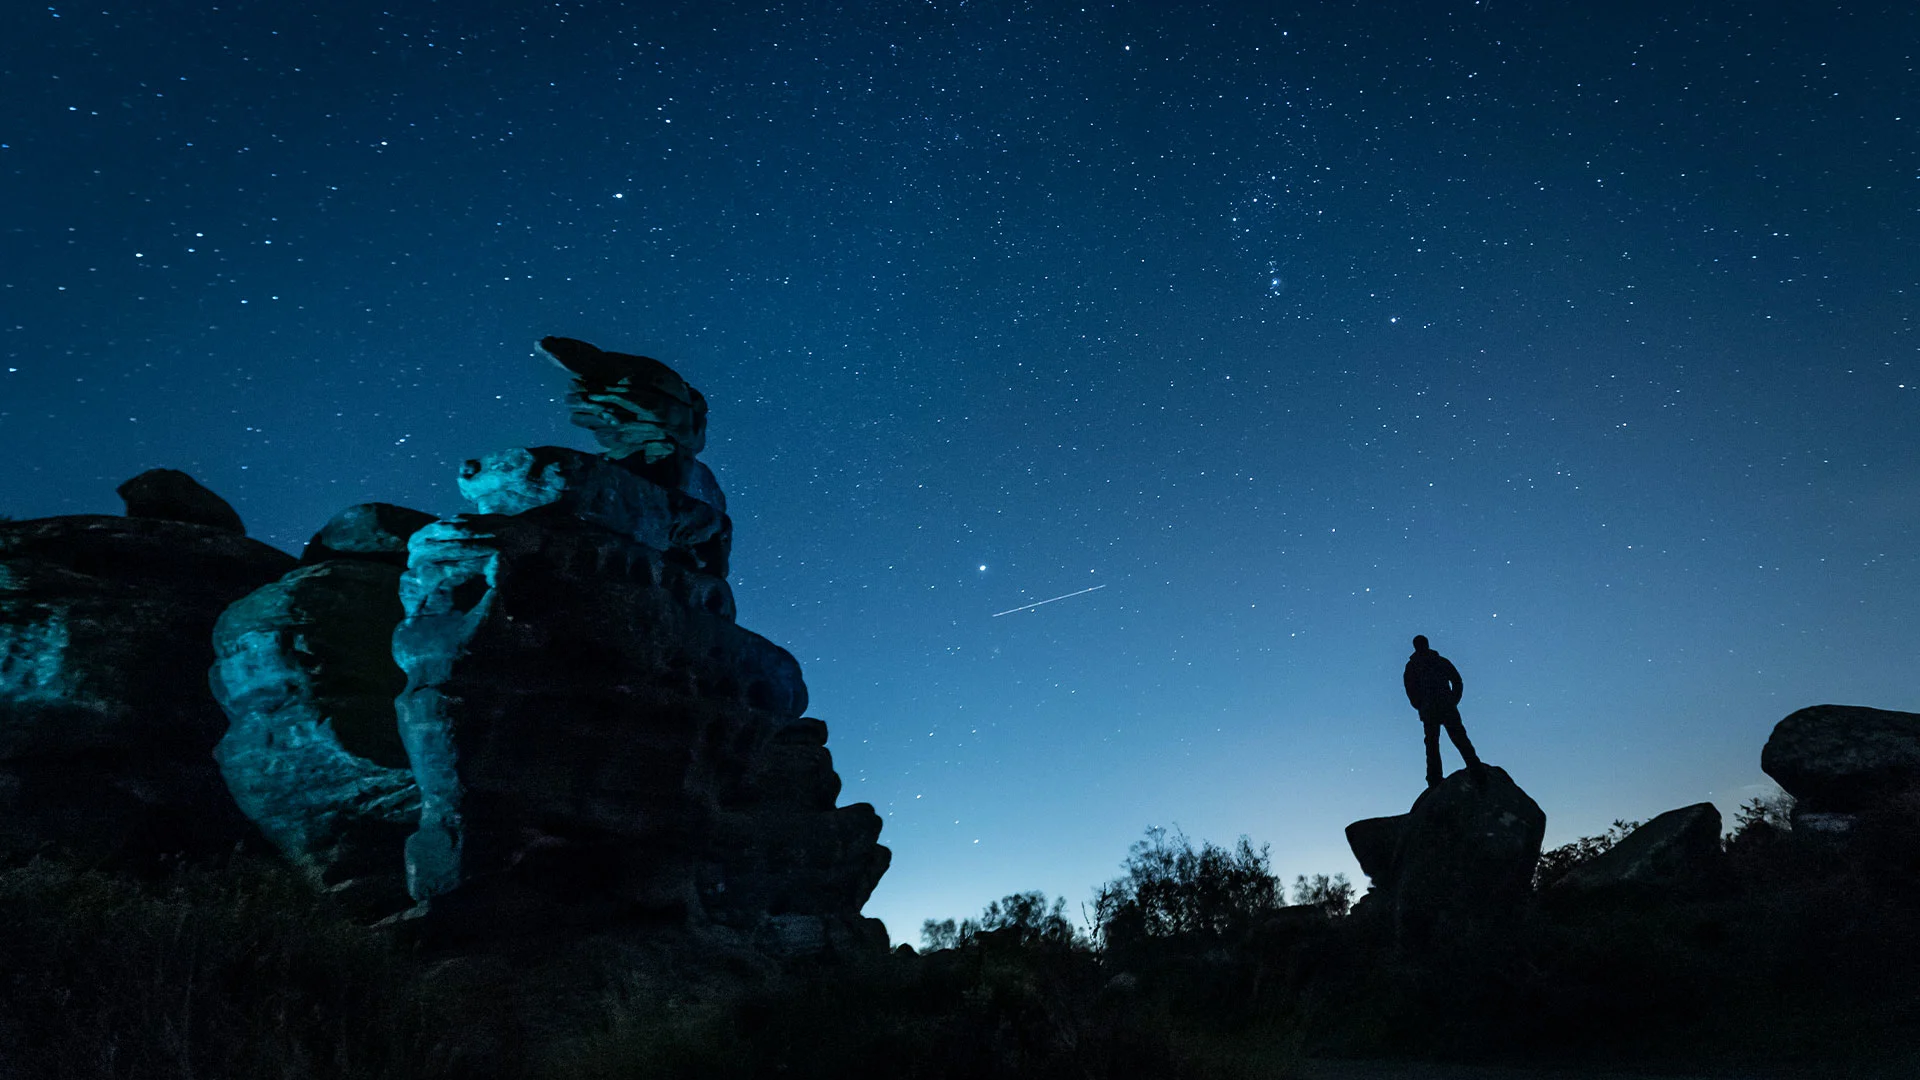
1290, 873, 1353, 918
1092, 828, 1283, 948
1729, 792, 1794, 838
923, 890, 1082, 952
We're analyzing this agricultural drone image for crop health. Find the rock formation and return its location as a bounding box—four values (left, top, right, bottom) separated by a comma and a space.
1762, 705, 1920, 838
0, 475, 295, 866
1345, 766, 1545, 949
388, 339, 885, 952
209, 503, 436, 913
116, 467, 247, 535
1549, 802, 1724, 900
205, 339, 888, 954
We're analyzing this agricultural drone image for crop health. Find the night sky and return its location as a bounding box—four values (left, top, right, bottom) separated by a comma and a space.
4, 2, 1916, 942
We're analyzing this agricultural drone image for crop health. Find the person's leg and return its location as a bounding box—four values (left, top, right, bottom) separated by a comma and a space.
1443, 714, 1487, 779
1423, 719, 1443, 787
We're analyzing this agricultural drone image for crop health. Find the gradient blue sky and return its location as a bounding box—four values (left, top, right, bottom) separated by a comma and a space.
3, 1, 1915, 942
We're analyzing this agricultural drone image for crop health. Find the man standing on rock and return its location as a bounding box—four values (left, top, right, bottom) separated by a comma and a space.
1404, 635, 1487, 788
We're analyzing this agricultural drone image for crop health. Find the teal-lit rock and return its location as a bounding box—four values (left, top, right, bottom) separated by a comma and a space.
210, 559, 420, 912
392, 507, 886, 952
0, 511, 294, 865
456, 445, 730, 577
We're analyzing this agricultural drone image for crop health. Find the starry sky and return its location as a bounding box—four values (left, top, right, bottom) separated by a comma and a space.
3, 1, 1916, 942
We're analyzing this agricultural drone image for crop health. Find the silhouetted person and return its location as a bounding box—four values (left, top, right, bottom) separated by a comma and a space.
1404, 635, 1486, 788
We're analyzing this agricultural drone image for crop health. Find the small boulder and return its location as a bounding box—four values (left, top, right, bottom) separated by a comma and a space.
117, 468, 246, 534
1552, 802, 1724, 899
1762, 705, 1920, 813
301, 503, 437, 566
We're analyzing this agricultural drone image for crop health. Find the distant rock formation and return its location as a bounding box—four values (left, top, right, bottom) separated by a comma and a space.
1549, 802, 1724, 900
0, 478, 295, 867
116, 467, 247, 534
1345, 766, 1545, 948
210, 508, 435, 914
1763, 705, 1920, 839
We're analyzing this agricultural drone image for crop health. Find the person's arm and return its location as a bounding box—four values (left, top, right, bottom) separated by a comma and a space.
1444, 658, 1463, 704
1404, 663, 1420, 708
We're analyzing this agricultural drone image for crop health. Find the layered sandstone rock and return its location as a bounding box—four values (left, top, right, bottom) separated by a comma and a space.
204, 338, 887, 953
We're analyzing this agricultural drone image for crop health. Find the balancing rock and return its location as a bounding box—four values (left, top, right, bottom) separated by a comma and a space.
1762, 704, 1920, 816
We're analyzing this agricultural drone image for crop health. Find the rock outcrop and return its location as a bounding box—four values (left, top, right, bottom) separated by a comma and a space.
209, 558, 422, 913
1550, 802, 1724, 900
1763, 705, 1920, 818
116, 467, 246, 534
200, 337, 885, 953
1346, 766, 1545, 948
0, 488, 295, 866
392, 341, 889, 952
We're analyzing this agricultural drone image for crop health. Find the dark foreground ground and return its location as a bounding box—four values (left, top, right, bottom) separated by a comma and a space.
1296, 1061, 1920, 1080
4, 808, 1919, 1080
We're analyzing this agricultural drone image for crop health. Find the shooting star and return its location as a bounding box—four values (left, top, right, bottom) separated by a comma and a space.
991, 584, 1107, 618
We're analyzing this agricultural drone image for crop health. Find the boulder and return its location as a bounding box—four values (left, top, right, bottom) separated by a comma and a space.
116, 468, 246, 534
300, 502, 437, 566
1346, 766, 1545, 948
209, 559, 420, 912
1762, 705, 1920, 814
539, 336, 708, 464
1551, 802, 1724, 899
0, 511, 295, 865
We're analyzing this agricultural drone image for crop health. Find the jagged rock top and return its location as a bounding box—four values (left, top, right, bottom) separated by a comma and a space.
540, 336, 708, 464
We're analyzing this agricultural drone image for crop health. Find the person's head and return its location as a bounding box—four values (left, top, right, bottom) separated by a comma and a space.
1411, 634, 1429, 652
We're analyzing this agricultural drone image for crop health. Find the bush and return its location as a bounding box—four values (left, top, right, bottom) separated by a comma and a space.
1290, 873, 1353, 918
1092, 828, 1284, 948
922, 890, 1082, 952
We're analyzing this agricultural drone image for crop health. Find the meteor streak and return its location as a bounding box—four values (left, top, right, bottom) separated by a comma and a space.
991, 584, 1107, 618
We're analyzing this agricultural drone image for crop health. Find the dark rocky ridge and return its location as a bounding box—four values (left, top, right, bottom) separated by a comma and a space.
0, 506, 295, 866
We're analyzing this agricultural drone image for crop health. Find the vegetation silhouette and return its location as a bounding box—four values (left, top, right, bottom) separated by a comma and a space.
4, 801, 1920, 1077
